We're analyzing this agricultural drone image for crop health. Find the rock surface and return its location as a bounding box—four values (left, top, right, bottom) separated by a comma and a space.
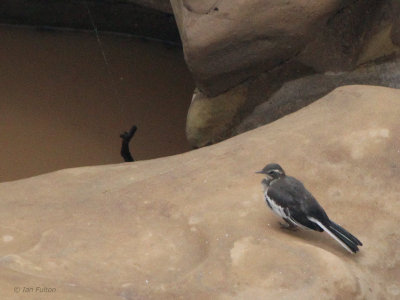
1, 85, 400, 299
171, 0, 400, 147
171, 0, 400, 96
186, 84, 248, 147
128, 0, 172, 13
236, 57, 400, 134
187, 55, 400, 148
171, 0, 344, 96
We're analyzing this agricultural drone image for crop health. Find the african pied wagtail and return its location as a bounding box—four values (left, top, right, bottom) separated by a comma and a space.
256, 163, 362, 253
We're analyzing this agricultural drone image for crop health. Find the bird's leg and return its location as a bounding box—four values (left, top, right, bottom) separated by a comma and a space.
279, 218, 299, 231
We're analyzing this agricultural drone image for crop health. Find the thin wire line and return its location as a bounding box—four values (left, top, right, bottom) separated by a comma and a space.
85, 1, 110, 70
84, 1, 123, 113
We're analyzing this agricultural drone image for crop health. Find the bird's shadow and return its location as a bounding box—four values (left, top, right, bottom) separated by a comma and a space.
269, 221, 364, 259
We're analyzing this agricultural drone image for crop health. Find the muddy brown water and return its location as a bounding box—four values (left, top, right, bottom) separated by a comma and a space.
0, 25, 195, 182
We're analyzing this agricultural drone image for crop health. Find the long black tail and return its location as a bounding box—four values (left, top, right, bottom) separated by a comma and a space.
329, 221, 362, 246
120, 125, 137, 162
308, 217, 362, 253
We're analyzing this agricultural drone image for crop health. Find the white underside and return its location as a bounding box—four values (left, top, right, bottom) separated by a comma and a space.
264, 188, 309, 230
264, 189, 286, 218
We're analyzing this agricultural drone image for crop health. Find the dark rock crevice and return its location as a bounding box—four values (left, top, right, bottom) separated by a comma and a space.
0, 0, 181, 45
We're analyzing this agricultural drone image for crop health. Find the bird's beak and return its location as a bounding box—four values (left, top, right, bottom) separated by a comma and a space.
255, 171, 264, 174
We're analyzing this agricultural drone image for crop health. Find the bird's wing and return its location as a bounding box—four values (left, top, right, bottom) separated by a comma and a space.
267, 178, 324, 231
267, 176, 310, 208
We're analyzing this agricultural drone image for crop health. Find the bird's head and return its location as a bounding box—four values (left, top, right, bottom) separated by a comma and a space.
256, 163, 285, 180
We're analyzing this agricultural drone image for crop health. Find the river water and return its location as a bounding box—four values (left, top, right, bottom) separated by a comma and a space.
0, 25, 195, 182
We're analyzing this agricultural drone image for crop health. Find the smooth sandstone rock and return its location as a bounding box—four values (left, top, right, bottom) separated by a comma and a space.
1, 85, 400, 299
174, 1, 400, 147
177, 0, 400, 147
186, 84, 248, 148
188, 56, 400, 147
171, 0, 344, 96
171, 0, 400, 97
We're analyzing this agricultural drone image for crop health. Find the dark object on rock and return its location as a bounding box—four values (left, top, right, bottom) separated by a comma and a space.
120, 125, 137, 162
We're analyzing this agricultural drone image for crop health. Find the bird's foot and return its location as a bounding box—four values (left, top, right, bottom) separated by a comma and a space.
279, 222, 299, 231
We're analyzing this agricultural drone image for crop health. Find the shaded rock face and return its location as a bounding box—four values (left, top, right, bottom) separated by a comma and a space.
1, 86, 400, 299
186, 85, 248, 147
389, 1, 400, 46
236, 57, 400, 134
171, 0, 400, 148
128, 0, 172, 13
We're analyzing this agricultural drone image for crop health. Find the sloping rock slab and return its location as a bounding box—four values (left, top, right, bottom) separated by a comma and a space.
1, 85, 400, 299
236, 56, 400, 134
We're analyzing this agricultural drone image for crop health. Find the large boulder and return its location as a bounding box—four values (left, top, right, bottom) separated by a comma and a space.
171, 0, 344, 96
1, 85, 400, 299
171, 0, 400, 96
171, 0, 400, 147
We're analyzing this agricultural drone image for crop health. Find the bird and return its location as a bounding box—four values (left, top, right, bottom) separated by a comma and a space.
256, 163, 362, 253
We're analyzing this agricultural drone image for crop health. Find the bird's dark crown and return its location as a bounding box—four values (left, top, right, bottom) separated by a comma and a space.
257, 163, 285, 179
